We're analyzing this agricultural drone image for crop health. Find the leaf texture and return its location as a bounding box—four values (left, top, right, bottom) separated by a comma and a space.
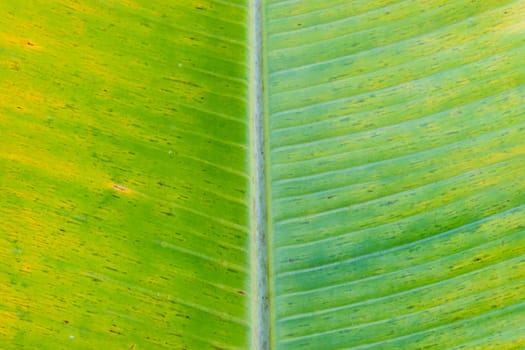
1, 0, 525, 349
0, 1, 251, 349
265, 0, 525, 349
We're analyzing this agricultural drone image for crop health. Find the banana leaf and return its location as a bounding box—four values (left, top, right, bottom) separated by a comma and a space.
1, 0, 524, 349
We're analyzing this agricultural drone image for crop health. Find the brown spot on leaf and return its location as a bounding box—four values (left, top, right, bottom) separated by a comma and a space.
112, 184, 126, 191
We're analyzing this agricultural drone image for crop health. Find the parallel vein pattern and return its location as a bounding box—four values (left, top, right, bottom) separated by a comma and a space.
265, 1, 525, 349
1, 1, 250, 349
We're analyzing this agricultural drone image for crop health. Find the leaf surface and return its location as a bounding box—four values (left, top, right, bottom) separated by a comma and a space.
1, 0, 525, 349
1, 1, 251, 349
264, 0, 525, 348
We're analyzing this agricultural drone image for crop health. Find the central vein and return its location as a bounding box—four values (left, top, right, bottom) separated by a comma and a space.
250, 0, 270, 349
